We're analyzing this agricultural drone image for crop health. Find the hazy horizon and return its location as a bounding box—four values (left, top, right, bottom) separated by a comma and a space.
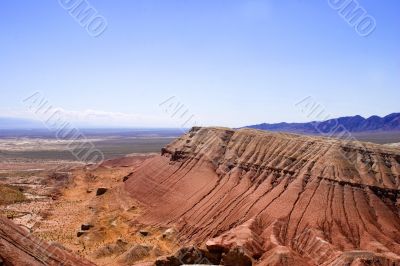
1, 112, 399, 131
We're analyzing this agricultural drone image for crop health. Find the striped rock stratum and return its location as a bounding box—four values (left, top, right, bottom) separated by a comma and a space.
124, 127, 400, 265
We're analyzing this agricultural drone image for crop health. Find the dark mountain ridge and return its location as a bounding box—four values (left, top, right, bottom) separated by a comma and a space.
246, 112, 400, 134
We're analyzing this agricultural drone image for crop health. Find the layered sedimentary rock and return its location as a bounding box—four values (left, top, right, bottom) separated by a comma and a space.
0, 216, 94, 265
124, 127, 400, 265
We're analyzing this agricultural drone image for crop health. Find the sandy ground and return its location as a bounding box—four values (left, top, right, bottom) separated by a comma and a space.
0, 155, 179, 265
387, 142, 400, 147
0, 158, 80, 229
0, 138, 106, 151
38, 156, 179, 265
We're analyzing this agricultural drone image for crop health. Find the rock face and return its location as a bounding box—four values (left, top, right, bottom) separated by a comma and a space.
124, 127, 400, 265
0, 216, 94, 265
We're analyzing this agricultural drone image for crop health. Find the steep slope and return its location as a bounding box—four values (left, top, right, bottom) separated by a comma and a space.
246, 113, 400, 133
0, 216, 94, 265
124, 127, 400, 265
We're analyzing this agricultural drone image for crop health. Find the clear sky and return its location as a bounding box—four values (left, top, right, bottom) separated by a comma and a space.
0, 0, 399, 128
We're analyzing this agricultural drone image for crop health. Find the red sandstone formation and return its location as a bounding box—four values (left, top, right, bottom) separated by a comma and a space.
0, 216, 94, 265
124, 127, 400, 265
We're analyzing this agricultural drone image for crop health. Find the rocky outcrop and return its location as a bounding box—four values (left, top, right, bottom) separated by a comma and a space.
162, 228, 176, 240
0, 216, 94, 265
221, 247, 253, 266
81, 224, 93, 231
94, 239, 128, 258
155, 245, 219, 266
96, 187, 108, 196
206, 218, 264, 260
121, 244, 153, 264
124, 127, 400, 265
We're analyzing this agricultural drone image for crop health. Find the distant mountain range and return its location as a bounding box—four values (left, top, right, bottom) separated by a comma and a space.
246, 113, 400, 134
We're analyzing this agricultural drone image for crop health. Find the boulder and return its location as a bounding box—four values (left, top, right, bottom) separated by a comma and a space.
96, 187, 108, 196
77, 231, 86, 237
175, 246, 206, 264
81, 224, 93, 231
200, 248, 222, 265
123, 173, 133, 182
139, 230, 150, 237
155, 255, 180, 266
162, 228, 176, 240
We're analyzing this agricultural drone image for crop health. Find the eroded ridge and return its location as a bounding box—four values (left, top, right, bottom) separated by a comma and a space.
125, 127, 400, 265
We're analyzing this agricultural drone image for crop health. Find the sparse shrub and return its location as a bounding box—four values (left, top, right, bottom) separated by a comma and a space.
0, 185, 26, 205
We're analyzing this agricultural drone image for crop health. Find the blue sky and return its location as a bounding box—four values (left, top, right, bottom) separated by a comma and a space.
0, 0, 399, 128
